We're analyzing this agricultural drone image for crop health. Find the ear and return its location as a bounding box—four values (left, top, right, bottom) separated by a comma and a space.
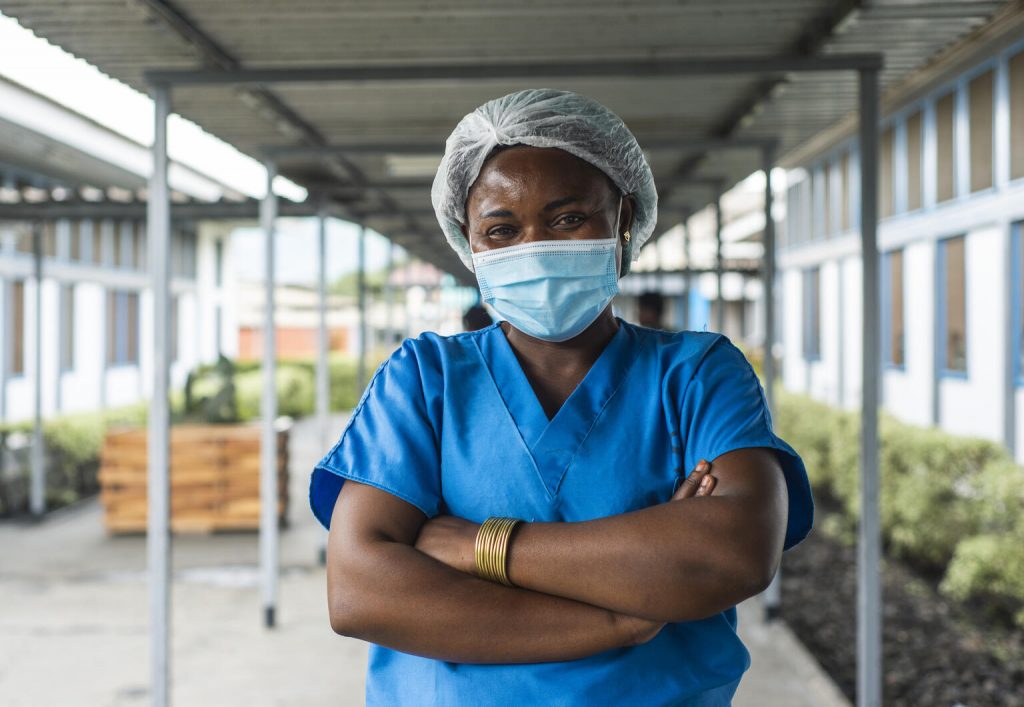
617, 194, 637, 238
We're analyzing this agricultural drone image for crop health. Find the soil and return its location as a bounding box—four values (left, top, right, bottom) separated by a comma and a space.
779, 505, 1024, 707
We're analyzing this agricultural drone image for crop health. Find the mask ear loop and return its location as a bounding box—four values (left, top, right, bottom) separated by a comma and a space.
615, 194, 630, 278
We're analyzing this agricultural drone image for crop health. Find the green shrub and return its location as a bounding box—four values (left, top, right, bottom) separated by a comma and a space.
775, 391, 1024, 627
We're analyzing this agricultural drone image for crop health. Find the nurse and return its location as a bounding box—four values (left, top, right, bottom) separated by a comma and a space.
309, 88, 814, 706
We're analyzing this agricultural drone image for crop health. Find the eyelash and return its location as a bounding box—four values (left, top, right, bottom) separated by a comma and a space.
485, 213, 586, 237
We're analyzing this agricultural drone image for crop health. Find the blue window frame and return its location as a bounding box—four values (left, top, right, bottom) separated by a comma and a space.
802, 267, 821, 361
1013, 222, 1024, 385
936, 235, 968, 377
882, 249, 906, 369
106, 289, 139, 367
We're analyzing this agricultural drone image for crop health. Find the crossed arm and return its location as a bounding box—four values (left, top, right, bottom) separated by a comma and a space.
325, 447, 788, 664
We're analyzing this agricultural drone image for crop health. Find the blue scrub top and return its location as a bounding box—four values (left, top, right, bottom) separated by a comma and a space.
310, 319, 814, 707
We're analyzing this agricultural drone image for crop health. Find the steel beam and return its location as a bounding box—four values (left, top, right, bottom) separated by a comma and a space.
259, 136, 777, 159
357, 224, 368, 392
0, 199, 329, 221
681, 212, 691, 331
760, 146, 783, 621
29, 221, 44, 517
145, 54, 884, 86
857, 67, 882, 707
146, 83, 172, 707
259, 161, 279, 630
714, 193, 724, 333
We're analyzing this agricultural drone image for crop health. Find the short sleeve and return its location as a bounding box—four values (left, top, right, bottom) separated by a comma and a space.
679, 335, 814, 550
309, 340, 441, 530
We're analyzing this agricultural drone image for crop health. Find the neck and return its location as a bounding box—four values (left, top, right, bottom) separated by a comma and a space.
502, 306, 620, 369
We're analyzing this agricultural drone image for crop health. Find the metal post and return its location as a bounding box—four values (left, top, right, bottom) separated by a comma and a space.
315, 206, 329, 566
357, 224, 367, 392
714, 193, 724, 333
385, 240, 395, 349
682, 212, 691, 330
146, 83, 172, 707
760, 148, 782, 620
315, 206, 329, 455
30, 222, 44, 517
857, 67, 882, 707
259, 162, 279, 629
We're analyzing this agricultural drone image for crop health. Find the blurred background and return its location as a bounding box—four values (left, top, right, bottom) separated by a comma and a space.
0, 2, 1022, 706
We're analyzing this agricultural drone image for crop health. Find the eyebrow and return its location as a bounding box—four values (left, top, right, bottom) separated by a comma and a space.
477, 195, 582, 220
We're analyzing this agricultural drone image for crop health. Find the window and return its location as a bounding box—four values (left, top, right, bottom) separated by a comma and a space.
968, 70, 994, 193
69, 221, 82, 261
14, 223, 32, 254
802, 268, 821, 361
1010, 49, 1024, 181
839, 152, 851, 231
880, 127, 894, 217
93, 222, 104, 265
60, 284, 75, 371
171, 295, 180, 363
906, 111, 922, 211
1014, 223, 1024, 382
8, 280, 26, 376
823, 164, 832, 236
883, 249, 905, 367
106, 290, 139, 366
134, 221, 146, 270
215, 239, 224, 286
42, 222, 57, 257
936, 92, 956, 203
938, 236, 967, 374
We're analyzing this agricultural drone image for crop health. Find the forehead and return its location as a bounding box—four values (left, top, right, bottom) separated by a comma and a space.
466, 146, 615, 209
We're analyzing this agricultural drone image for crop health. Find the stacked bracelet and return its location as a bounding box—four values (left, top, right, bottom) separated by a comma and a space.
474, 516, 522, 587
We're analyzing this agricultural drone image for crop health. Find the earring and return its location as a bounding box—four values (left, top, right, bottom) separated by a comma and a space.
623, 230, 631, 243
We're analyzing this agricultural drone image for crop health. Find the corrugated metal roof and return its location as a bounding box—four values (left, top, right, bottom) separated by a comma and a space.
1, 0, 1014, 276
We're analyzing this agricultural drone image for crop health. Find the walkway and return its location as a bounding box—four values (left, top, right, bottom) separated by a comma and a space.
0, 415, 846, 706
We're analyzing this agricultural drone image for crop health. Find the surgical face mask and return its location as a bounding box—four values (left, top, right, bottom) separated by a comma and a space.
471, 237, 620, 342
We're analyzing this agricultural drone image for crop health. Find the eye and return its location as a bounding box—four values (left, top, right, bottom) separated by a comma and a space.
554, 213, 585, 227
486, 225, 517, 239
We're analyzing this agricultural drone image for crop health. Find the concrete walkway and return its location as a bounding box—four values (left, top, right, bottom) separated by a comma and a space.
0, 415, 846, 706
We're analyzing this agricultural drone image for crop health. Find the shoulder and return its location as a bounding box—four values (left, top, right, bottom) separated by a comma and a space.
384, 323, 501, 377
624, 322, 738, 372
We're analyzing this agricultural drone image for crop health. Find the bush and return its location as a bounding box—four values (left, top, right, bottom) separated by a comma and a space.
775, 391, 1024, 627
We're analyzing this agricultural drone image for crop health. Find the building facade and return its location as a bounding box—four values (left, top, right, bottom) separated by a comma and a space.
0, 218, 228, 422
780, 32, 1024, 463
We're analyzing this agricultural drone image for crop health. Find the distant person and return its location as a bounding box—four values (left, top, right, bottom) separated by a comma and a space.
310, 88, 812, 707
462, 303, 492, 331
637, 290, 666, 329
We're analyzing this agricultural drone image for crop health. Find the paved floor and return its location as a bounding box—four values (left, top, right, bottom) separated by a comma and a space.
0, 415, 847, 706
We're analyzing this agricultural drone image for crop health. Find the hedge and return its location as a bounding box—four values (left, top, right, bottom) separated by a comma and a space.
774, 389, 1024, 627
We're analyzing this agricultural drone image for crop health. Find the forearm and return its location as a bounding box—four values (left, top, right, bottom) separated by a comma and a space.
504, 449, 790, 623
329, 536, 640, 664
506, 495, 777, 622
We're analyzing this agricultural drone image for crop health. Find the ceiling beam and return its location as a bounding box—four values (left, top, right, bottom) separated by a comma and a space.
145, 54, 884, 86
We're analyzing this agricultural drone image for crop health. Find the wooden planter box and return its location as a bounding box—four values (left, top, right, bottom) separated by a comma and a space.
98, 423, 290, 534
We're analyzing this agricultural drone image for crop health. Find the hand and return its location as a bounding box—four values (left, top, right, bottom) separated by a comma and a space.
670, 458, 716, 501
414, 514, 480, 575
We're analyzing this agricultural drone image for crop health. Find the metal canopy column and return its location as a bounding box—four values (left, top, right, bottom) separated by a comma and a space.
260, 161, 280, 629
385, 240, 395, 349
682, 211, 691, 331
315, 205, 329, 455
714, 193, 724, 333
357, 224, 367, 391
760, 146, 782, 621
857, 67, 882, 707
146, 83, 172, 707
30, 221, 44, 517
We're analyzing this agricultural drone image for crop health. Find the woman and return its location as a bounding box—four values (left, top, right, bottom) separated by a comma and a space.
309, 89, 813, 706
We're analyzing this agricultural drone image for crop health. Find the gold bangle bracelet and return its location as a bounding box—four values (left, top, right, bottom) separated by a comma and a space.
474, 516, 522, 586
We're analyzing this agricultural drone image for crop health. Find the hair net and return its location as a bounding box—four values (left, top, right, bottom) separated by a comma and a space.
431, 88, 658, 275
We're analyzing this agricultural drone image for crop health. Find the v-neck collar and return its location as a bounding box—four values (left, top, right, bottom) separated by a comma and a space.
475, 319, 644, 498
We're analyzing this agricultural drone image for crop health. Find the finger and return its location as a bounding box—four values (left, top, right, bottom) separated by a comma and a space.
695, 473, 717, 497
672, 459, 711, 501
